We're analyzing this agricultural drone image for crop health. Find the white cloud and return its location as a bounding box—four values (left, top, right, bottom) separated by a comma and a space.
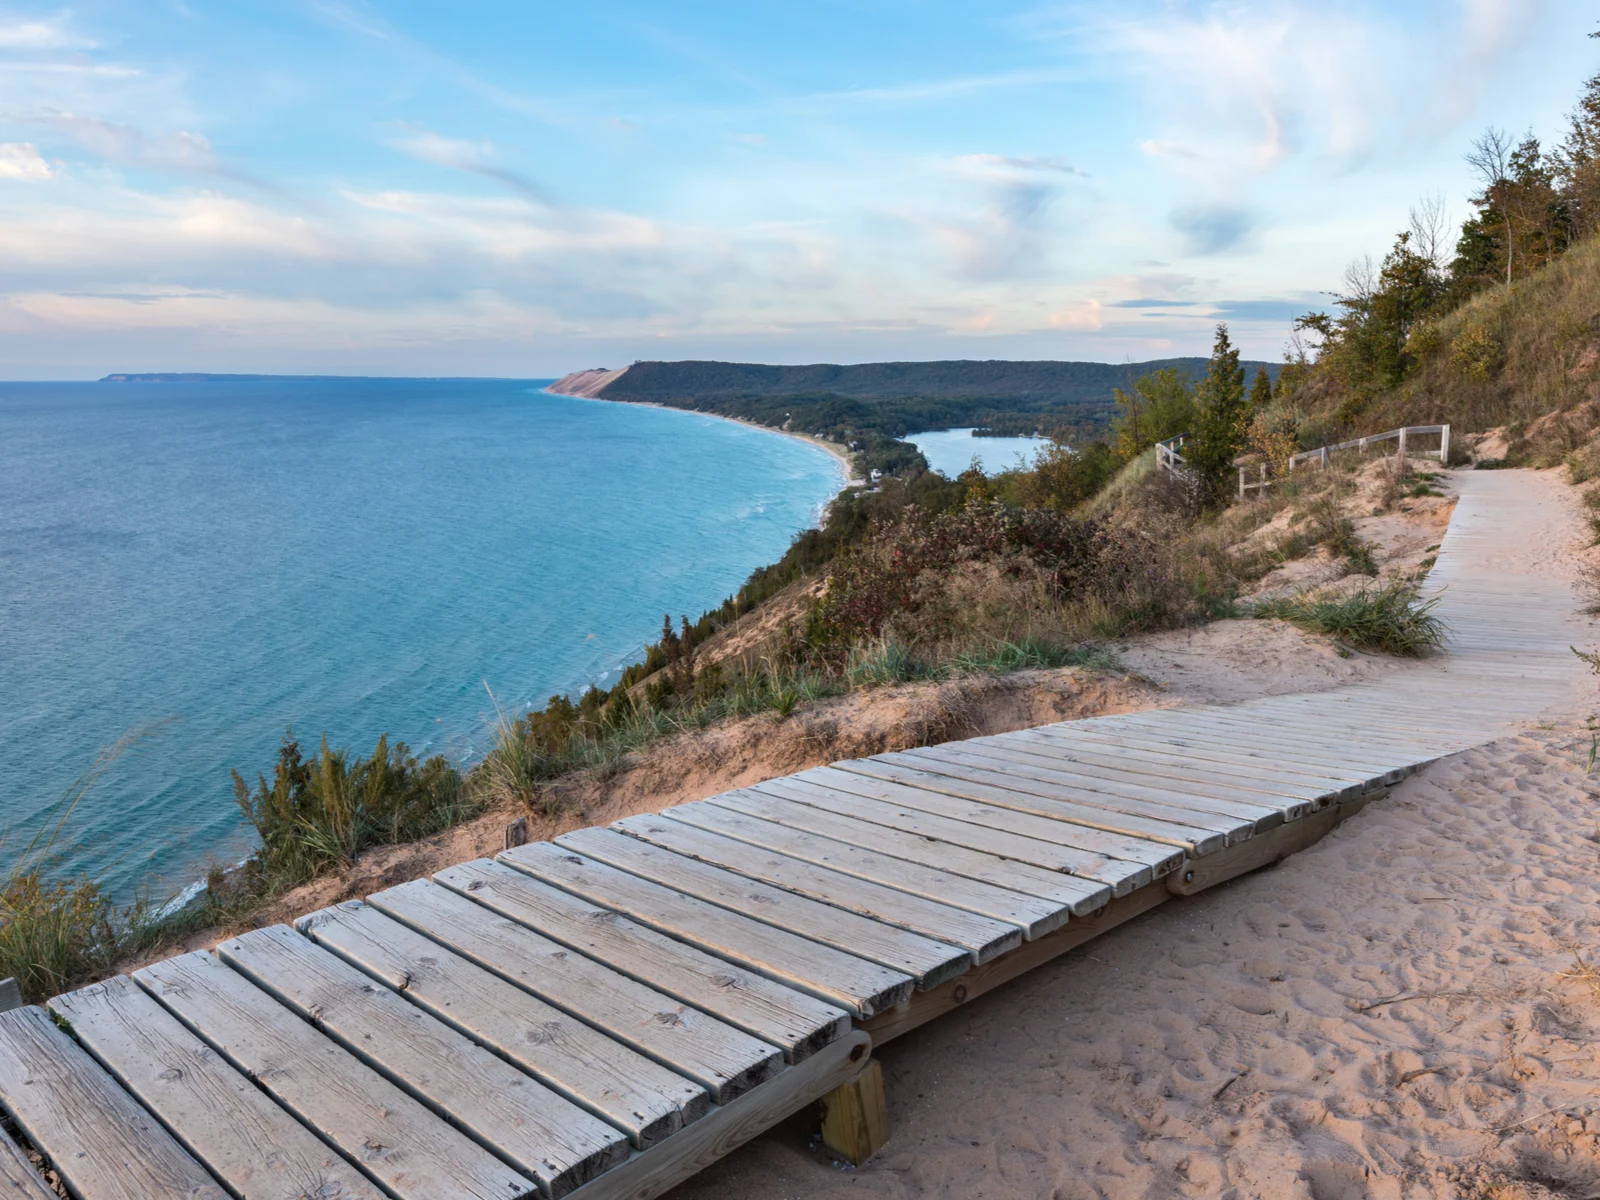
0, 141, 51, 179
0, 16, 90, 50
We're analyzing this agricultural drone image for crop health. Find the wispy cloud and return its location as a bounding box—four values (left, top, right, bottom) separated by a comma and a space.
1054, 0, 1541, 175
803, 66, 1079, 107
958, 153, 1087, 177
35, 112, 218, 171
0, 15, 92, 50
390, 130, 551, 203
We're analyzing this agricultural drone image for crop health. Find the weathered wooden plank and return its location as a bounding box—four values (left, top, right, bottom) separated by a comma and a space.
897, 745, 1270, 835
970, 731, 1326, 807
863, 883, 1175, 1047
934, 739, 1302, 824
0, 1004, 225, 1200
672, 797, 1075, 935
1107, 726, 1427, 779
431, 860, 848, 1063
49, 974, 384, 1200
367, 878, 790, 1092
1118, 709, 1444, 758
612, 813, 1024, 960
218, 925, 628, 1196
1017, 726, 1378, 799
1049, 716, 1428, 776
710, 788, 1110, 916
0, 1126, 54, 1200
295, 901, 706, 1150
783, 769, 1184, 875
768, 773, 1174, 889
995, 729, 1332, 807
135, 951, 538, 1200
1022, 721, 1389, 784
563, 1032, 872, 1200
838, 758, 1232, 853
554, 828, 971, 989
1163, 700, 1471, 741
493, 843, 913, 1017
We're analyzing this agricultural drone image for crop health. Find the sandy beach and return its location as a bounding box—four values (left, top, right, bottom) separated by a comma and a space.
543, 381, 861, 487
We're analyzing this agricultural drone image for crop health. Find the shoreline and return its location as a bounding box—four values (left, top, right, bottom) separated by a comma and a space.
541, 385, 861, 488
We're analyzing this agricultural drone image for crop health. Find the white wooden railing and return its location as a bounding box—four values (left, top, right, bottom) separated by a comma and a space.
1239, 424, 1451, 498
1155, 432, 1189, 474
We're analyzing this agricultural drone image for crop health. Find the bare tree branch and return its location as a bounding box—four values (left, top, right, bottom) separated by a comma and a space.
1466, 127, 1514, 284
1408, 190, 1451, 272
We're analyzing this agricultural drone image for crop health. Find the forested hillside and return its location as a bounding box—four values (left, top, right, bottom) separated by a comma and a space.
552, 356, 1279, 458
1265, 50, 1600, 458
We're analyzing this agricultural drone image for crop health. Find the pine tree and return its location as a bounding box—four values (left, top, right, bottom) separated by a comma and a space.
1189, 324, 1247, 506
1248, 366, 1273, 412
1557, 28, 1600, 239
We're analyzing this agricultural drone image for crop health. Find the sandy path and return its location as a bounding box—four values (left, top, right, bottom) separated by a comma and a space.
664, 468, 1600, 1200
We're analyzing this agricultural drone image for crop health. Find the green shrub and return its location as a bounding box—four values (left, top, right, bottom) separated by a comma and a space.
1449, 323, 1502, 381
1252, 581, 1446, 655
232, 732, 469, 885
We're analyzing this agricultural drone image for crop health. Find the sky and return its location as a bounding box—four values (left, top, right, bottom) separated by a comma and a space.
0, 0, 1594, 378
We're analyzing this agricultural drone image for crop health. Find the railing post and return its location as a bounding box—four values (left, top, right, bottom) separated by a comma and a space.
1320, 446, 1329, 470
1398, 427, 1408, 459
1239, 466, 1245, 499
1440, 424, 1450, 464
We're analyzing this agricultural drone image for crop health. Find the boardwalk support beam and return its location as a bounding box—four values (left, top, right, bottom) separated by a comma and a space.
819, 1058, 889, 1166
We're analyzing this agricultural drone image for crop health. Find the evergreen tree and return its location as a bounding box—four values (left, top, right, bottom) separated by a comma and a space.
1110, 367, 1196, 460
1557, 28, 1600, 239
1189, 324, 1247, 505
1248, 366, 1273, 412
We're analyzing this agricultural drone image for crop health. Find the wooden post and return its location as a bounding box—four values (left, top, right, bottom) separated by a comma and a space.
819, 1058, 889, 1165
1320, 446, 1329, 470
1238, 467, 1245, 499
504, 817, 530, 850
1440, 424, 1450, 464
1398, 426, 1408, 460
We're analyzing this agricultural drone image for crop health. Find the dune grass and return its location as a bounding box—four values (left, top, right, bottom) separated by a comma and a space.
0, 732, 154, 1003
1252, 580, 1446, 656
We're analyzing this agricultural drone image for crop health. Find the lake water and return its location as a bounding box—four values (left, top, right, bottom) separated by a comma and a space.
908, 427, 1052, 477
0, 380, 844, 900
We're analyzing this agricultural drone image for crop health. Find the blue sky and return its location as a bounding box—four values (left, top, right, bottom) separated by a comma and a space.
0, 1, 1592, 377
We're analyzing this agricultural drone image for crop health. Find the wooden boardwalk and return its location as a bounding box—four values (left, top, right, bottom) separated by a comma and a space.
0, 471, 1585, 1199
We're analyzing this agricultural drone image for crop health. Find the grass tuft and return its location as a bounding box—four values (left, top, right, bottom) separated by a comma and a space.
1252, 580, 1447, 656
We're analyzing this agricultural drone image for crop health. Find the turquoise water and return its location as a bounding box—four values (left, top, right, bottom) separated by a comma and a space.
908, 427, 1052, 477
0, 379, 844, 900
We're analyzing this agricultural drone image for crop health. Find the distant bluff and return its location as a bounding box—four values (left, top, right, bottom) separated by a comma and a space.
549, 357, 1279, 407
